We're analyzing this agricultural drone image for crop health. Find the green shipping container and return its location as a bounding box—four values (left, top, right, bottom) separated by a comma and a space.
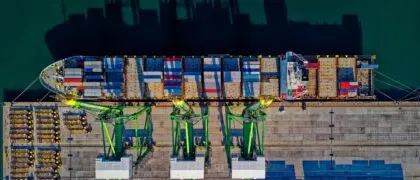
287, 89, 292, 95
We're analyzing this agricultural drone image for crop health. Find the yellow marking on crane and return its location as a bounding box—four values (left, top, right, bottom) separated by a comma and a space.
65, 99, 77, 106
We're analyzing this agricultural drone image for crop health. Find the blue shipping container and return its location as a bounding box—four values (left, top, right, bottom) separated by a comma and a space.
223, 58, 240, 71
145, 58, 163, 71
280, 60, 288, 94
144, 75, 162, 79
184, 57, 202, 72
360, 64, 379, 69
184, 72, 201, 75
242, 57, 258, 62
85, 75, 104, 80
243, 74, 260, 82
242, 68, 260, 72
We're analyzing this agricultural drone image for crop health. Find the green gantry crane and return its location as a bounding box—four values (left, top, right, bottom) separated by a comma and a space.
65, 99, 153, 163
170, 99, 209, 162
224, 97, 273, 167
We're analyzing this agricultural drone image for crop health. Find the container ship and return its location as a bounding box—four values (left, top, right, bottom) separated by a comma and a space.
39, 51, 378, 101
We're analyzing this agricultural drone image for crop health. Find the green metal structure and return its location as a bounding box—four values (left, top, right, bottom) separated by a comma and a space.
224, 97, 273, 166
170, 99, 209, 162
65, 100, 153, 163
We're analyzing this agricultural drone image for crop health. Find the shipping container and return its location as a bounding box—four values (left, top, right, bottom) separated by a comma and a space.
261, 79, 279, 96
223, 58, 240, 71
224, 82, 241, 98
63, 82, 83, 86
144, 58, 163, 71
64, 78, 82, 83
338, 57, 356, 68
318, 57, 337, 97
85, 75, 104, 81
106, 72, 124, 82
243, 74, 260, 82
144, 82, 163, 98
184, 75, 201, 82
261, 58, 277, 73
243, 82, 260, 97
280, 60, 288, 96
338, 68, 355, 82
203, 57, 220, 65
184, 57, 202, 72
64, 68, 82, 75
84, 88, 102, 97
305, 62, 320, 69
83, 82, 101, 87
360, 64, 379, 69
184, 82, 202, 98
223, 71, 241, 82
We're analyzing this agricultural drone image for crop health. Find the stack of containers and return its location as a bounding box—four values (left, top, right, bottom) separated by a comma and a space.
242, 57, 260, 98
260, 57, 279, 97
304, 60, 319, 97
339, 82, 359, 97
184, 57, 202, 99
144, 57, 163, 98
163, 57, 183, 97
280, 59, 288, 100
357, 61, 370, 96
318, 57, 337, 98
63, 68, 83, 87
338, 57, 357, 97
83, 57, 104, 97
222, 57, 241, 98
103, 57, 124, 98
203, 57, 222, 98
125, 57, 144, 99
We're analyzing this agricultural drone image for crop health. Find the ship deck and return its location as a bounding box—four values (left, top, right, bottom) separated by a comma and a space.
3, 101, 420, 179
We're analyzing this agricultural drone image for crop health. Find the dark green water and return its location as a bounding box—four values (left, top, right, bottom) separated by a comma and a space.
1, 0, 420, 176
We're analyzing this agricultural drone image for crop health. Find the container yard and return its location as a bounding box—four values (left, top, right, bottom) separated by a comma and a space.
39, 51, 377, 101
5, 51, 419, 179
3, 101, 420, 179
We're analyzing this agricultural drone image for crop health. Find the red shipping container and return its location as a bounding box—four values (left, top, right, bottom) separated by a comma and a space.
292, 89, 297, 93
340, 82, 350, 89
298, 86, 303, 92
305, 63, 320, 69
165, 57, 181, 62
292, 92, 297, 97
204, 89, 220, 93
64, 78, 82, 83
76, 86, 85, 90
164, 75, 182, 79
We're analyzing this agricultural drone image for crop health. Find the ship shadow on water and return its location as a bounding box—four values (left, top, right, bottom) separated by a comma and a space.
44, 0, 362, 58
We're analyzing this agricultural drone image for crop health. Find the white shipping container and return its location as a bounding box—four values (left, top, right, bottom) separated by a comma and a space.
91, 68, 102, 72
83, 82, 101, 86
350, 82, 358, 85
184, 75, 202, 82
242, 64, 260, 69
85, 61, 102, 65
203, 58, 220, 65
65, 68, 83, 74
64, 75, 83, 78
143, 71, 163, 76
144, 78, 162, 83
243, 61, 260, 65
63, 82, 82, 86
